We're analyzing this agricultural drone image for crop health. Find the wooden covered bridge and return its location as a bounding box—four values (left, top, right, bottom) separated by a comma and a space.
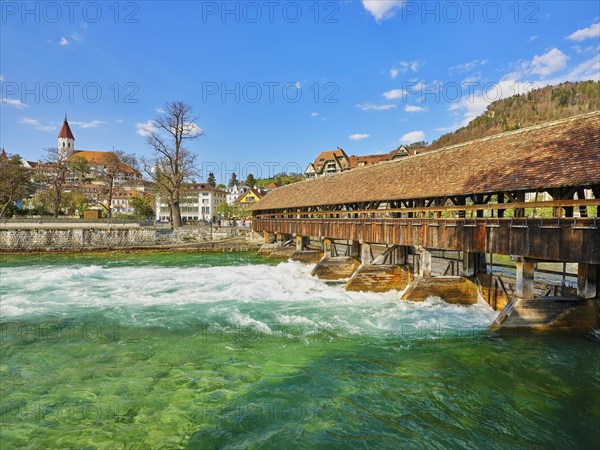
251, 112, 600, 329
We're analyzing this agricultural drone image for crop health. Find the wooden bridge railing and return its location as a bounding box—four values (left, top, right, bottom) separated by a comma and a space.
252, 217, 600, 264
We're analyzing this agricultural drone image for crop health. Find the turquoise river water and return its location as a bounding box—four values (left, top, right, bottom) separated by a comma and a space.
0, 252, 598, 449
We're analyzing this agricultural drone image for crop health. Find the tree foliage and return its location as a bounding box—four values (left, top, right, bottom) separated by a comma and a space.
207, 172, 216, 187
228, 172, 238, 188
429, 80, 600, 150
245, 173, 256, 187
129, 193, 155, 219
0, 153, 32, 217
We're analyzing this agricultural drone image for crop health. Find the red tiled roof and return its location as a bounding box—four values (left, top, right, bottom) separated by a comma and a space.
187, 183, 227, 194
68, 151, 139, 174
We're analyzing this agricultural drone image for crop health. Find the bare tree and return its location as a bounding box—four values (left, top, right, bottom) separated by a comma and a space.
97, 150, 137, 219
43, 147, 69, 218
142, 101, 204, 227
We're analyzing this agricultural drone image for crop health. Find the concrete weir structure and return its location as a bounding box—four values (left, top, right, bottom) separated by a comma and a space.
252, 113, 600, 331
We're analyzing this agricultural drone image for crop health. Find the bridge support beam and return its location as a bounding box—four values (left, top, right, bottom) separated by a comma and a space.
295, 235, 310, 250
401, 276, 480, 305
578, 263, 599, 299
514, 256, 535, 300
360, 242, 372, 265
290, 235, 323, 264
346, 264, 413, 292
462, 252, 487, 277
323, 238, 333, 257
276, 232, 292, 244
311, 256, 360, 280
264, 231, 275, 244
493, 298, 600, 331
419, 248, 432, 278
346, 244, 412, 292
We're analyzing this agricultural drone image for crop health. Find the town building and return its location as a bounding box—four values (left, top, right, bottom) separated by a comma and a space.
235, 187, 266, 210
304, 146, 426, 178
226, 184, 250, 205
56, 115, 141, 185
155, 183, 227, 222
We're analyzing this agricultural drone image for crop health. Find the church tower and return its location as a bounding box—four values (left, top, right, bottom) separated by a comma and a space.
58, 114, 75, 160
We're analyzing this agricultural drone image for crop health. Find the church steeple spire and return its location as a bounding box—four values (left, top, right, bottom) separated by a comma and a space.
58, 113, 75, 159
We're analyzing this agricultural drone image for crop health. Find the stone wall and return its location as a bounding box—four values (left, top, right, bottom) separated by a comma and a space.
0, 226, 260, 252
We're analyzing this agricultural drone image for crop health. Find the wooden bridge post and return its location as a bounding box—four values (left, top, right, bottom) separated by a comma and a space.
514, 256, 535, 300
351, 241, 360, 258
264, 231, 275, 244
420, 248, 432, 278
295, 235, 309, 250
578, 263, 599, 299
462, 252, 486, 277
360, 242, 372, 265
323, 238, 333, 257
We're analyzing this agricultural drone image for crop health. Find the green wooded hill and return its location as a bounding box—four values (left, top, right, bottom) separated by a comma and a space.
429, 80, 600, 150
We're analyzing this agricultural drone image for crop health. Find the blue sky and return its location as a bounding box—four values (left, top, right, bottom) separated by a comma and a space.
1, 1, 599, 183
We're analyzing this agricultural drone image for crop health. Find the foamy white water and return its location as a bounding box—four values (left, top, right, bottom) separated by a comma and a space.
0, 260, 497, 336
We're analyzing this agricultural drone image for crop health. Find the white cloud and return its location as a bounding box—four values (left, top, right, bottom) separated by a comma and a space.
2, 98, 28, 109
349, 133, 371, 141
404, 105, 427, 113
70, 120, 107, 129
572, 44, 600, 54
136, 121, 155, 137
0, 74, 4, 81
383, 88, 406, 100
70, 32, 83, 43
528, 35, 539, 42
117, 119, 124, 123
137, 120, 203, 137
356, 103, 397, 111
399, 131, 425, 144
462, 73, 482, 85
182, 123, 204, 135
59, 37, 69, 46
449, 59, 488, 75
390, 60, 421, 78
19, 117, 55, 132
567, 23, 600, 42
311, 112, 319, 117
294, 82, 302, 89
361, 0, 405, 23
530, 48, 568, 75
562, 55, 600, 81
437, 41, 598, 134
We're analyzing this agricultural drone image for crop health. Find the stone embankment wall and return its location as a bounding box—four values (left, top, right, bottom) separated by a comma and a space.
0, 225, 261, 252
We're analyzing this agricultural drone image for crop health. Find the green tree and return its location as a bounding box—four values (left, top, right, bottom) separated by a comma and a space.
70, 155, 90, 184
217, 183, 226, 189
129, 193, 155, 219
0, 153, 32, 217
61, 191, 89, 216
207, 172, 216, 187
245, 173, 256, 187
228, 172, 238, 188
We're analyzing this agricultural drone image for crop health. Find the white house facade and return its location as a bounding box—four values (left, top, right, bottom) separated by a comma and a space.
155, 184, 227, 222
